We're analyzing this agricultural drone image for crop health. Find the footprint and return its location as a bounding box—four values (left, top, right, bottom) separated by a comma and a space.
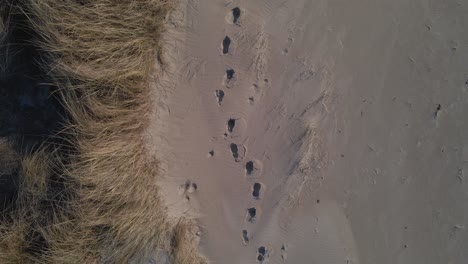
232, 7, 241, 24
252, 182, 262, 199
229, 143, 245, 162
227, 118, 236, 133
257, 246, 268, 262
222, 36, 231, 54
226, 68, 235, 81
245, 160, 254, 175
179, 180, 198, 195
252, 83, 260, 92
247, 207, 257, 222
186, 180, 198, 193
242, 229, 249, 245
215, 90, 225, 105
281, 244, 288, 260
225, 69, 237, 88
208, 150, 214, 157
230, 143, 239, 159
434, 104, 441, 119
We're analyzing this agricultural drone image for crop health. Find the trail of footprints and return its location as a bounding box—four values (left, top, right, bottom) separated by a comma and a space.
210, 6, 277, 262
178, 6, 284, 262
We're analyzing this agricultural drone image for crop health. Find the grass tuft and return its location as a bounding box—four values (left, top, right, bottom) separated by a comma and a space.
0, 1, 206, 263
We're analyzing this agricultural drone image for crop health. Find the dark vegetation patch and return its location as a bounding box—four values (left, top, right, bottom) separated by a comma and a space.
0, 4, 69, 258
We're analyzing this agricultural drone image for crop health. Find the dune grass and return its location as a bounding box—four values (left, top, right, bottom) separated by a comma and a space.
0, 1, 205, 263
0, 141, 51, 264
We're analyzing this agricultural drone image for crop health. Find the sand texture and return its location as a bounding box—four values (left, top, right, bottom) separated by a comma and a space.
148, 0, 468, 263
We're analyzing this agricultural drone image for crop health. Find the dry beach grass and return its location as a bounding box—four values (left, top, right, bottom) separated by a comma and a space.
0, 1, 205, 263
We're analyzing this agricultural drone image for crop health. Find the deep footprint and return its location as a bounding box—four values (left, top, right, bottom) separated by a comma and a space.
247, 207, 256, 222
242, 230, 249, 244
215, 90, 224, 105
230, 143, 239, 159
227, 118, 236, 133
257, 246, 267, 262
245, 161, 254, 175
232, 7, 241, 24
226, 68, 235, 81
252, 182, 261, 199
222, 36, 231, 54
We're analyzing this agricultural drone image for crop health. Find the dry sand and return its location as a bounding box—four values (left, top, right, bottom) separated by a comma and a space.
148, 0, 468, 263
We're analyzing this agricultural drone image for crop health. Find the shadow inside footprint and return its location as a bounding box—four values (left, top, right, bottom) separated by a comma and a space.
252, 182, 261, 199
226, 68, 235, 81
230, 143, 239, 159
222, 36, 231, 54
281, 244, 288, 260
183, 180, 198, 193
232, 7, 241, 24
245, 161, 254, 175
227, 118, 236, 133
215, 90, 224, 105
257, 246, 267, 262
242, 230, 249, 244
434, 104, 441, 119
247, 207, 256, 222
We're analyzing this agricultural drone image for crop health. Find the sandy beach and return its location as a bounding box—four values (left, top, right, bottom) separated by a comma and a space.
150, 0, 468, 263
1, 0, 467, 263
